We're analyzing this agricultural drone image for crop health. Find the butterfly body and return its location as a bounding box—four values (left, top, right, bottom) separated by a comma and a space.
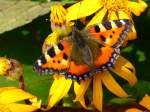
34, 19, 132, 81
70, 27, 102, 67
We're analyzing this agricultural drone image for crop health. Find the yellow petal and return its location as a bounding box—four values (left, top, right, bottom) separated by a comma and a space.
50, 3, 67, 25
43, 76, 72, 111
87, 8, 107, 27
67, 0, 102, 22
0, 57, 11, 75
127, 1, 140, 16
102, 71, 128, 98
0, 105, 10, 112
108, 11, 118, 20
29, 97, 41, 109
51, 5, 59, 24
49, 75, 63, 96
127, 1, 147, 16
139, 94, 150, 111
74, 78, 91, 109
48, 78, 72, 107
125, 108, 143, 112
0, 87, 16, 92
0, 87, 36, 104
93, 73, 103, 112
117, 10, 130, 19
44, 31, 58, 45
0, 103, 39, 112
138, 0, 148, 11
111, 56, 137, 86
127, 26, 137, 41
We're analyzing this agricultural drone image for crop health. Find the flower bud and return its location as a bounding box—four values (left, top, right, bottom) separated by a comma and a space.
0, 57, 23, 81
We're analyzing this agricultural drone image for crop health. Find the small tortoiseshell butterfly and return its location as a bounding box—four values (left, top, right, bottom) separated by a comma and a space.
34, 19, 132, 81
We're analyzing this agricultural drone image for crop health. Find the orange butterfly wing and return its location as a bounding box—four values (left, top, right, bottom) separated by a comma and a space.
34, 39, 71, 74
86, 19, 132, 48
34, 40, 119, 81
66, 47, 119, 80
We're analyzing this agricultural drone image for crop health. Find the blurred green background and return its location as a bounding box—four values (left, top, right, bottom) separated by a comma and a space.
0, 0, 150, 107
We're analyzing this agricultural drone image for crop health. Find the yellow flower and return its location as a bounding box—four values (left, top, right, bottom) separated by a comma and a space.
0, 87, 41, 112
0, 57, 11, 76
125, 94, 150, 112
0, 57, 23, 81
43, 3, 73, 55
66, 0, 147, 41
50, 3, 73, 37
67, 0, 147, 23
41, 2, 140, 111
41, 56, 137, 111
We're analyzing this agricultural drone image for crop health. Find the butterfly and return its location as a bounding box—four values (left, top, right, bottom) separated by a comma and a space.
34, 19, 132, 81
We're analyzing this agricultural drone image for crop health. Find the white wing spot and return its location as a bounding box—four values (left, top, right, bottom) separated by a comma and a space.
120, 20, 126, 25
37, 60, 42, 66
98, 24, 106, 32
110, 21, 117, 28
54, 45, 61, 54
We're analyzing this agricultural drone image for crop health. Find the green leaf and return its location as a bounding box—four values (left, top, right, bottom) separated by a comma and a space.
136, 50, 146, 62
124, 80, 150, 99
121, 45, 134, 53
109, 98, 135, 105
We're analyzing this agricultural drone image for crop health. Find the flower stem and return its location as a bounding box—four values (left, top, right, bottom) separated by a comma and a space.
19, 75, 25, 90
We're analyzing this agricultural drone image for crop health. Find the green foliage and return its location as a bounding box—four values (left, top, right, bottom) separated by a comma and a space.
124, 80, 150, 100
109, 98, 135, 105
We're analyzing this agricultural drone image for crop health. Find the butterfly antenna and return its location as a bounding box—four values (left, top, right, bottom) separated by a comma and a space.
72, 26, 78, 36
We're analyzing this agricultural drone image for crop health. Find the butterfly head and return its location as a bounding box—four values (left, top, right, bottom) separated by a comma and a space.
71, 26, 87, 47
